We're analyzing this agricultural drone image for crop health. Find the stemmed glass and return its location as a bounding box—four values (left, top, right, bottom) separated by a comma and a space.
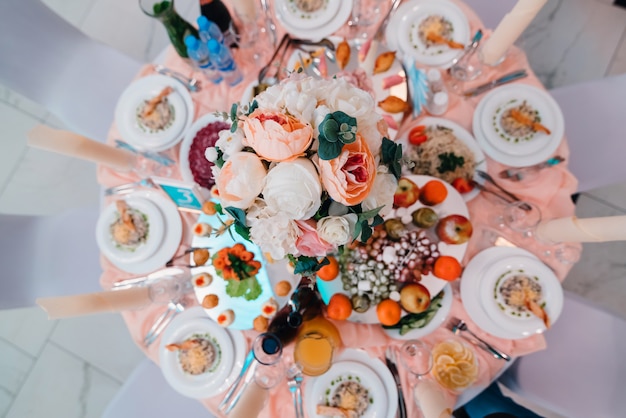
398, 340, 433, 385
348, 0, 386, 46
252, 333, 285, 388
494, 201, 542, 238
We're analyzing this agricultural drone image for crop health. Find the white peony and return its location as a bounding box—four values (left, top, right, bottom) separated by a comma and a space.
249, 214, 300, 260
215, 128, 244, 159
361, 172, 397, 217
215, 152, 266, 209
317, 214, 358, 246
205, 147, 218, 162
262, 158, 322, 220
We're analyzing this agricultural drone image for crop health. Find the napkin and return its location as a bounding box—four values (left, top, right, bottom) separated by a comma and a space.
414, 379, 453, 418
36, 287, 152, 319
27, 124, 136, 172
480, 0, 548, 65
535, 216, 626, 243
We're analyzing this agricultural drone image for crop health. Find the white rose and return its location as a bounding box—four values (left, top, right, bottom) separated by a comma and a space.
324, 78, 376, 123
263, 158, 322, 220
215, 128, 244, 159
249, 214, 300, 260
317, 214, 358, 246
246, 198, 276, 226
215, 152, 266, 209
361, 173, 397, 217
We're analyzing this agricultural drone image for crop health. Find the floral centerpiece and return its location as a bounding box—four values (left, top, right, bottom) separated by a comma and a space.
205, 75, 403, 275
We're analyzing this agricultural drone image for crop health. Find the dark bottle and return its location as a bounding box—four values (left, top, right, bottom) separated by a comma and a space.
199, 0, 233, 33
139, 0, 198, 59
267, 275, 324, 346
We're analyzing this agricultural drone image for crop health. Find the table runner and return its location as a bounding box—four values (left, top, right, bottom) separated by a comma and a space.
97, 1, 579, 416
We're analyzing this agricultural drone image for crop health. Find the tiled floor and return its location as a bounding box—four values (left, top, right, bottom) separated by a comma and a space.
1, 0, 626, 417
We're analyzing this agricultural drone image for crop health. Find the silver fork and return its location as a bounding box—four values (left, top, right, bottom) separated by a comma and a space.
143, 300, 186, 347
153, 64, 201, 92
286, 364, 304, 418
447, 318, 511, 361
104, 178, 158, 196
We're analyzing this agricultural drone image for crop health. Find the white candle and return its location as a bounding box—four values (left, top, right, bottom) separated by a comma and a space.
227, 381, 268, 418
36, 287, 152, 319
27, 124, 136, 172
535, 216, 626, 243
481, 0, 548, 65
230, 0, 257, 22
414, 379, 453, 418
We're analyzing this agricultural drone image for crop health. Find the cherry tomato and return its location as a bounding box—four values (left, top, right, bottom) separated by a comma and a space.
452, 177, 475, 194
408, 125, 428, 145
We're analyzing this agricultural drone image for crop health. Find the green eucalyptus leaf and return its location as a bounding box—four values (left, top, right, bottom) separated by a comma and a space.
318, 140, 343, 160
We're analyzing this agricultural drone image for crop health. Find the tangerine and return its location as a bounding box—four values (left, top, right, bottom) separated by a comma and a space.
433, 256, 462, 281
376, 299, 402, 326
317, 256, 340, 281
419, 180, 448, 206
326, 293, 352, 321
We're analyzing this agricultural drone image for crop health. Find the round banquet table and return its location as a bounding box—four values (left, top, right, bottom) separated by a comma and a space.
97, 1, 580, 416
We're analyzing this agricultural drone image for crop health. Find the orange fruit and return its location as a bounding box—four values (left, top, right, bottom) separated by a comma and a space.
376, 299, 402, 326
326, 293, 352, 321
433, 256, 462, 281
317, 256, 340, 281
419, 180, 448, 206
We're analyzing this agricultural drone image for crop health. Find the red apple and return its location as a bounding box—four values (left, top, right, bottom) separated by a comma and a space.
436, 214, 473, 245
394, 177, 420, 208
400, 283, 431, 313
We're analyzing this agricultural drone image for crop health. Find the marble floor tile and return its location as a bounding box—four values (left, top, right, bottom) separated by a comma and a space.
41, 0, 95, 28
607, 32, 626, 76
5, 344, 120, 418
0, 147, 100, 216
581, 183, 626, 214
0, 85, 49, 122
0, 338, 34, 397
523, 0, 626, 88
50, 313, 144, 383
0, 389, 12, 418
0, 307, 57, 358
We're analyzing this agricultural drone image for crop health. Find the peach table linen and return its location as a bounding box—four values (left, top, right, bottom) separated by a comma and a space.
97, 1, 579, 417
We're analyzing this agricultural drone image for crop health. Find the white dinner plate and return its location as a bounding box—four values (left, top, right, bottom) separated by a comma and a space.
398, 117, 487, 202
306, 361, 387, 418
175, 307, 247, 396
480, 255, 563, 337
317, 175, 470, 324
393, 0, 470, 68
115, 74, 194, 152
275, 0, 352, 41
460, 246, 561, 339
383, 283, 453, 340
472, 84, 564, 167
192, 212, 298, 330
105, 190, 182, 275
275, 0, 340, 30
96, 196, 165, 265
179, 113, 230, 191
159, 315, 234, 398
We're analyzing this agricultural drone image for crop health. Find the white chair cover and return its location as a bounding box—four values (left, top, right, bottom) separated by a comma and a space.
102, 359, 213, 418
549, 74, 626, 192
0, 204, 103, 309
0, 0, 143, 141
498, 291, 626, 418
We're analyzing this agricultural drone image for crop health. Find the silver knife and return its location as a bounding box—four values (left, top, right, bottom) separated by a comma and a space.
111, 267, 187, 289
463, 69, 528, 97
219, 349, 256, 411
385, 350, 407, 418
223, 359, 259, 414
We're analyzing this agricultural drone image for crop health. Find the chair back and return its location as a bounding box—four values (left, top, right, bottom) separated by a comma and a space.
0, 0, 143, 141
102, 359, 213, 418
550, 74, 626, 192
499, 291, 626, 418
0, 204, 103, 309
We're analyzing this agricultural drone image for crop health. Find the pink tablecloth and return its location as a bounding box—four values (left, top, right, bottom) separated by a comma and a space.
97, 1, 579, 416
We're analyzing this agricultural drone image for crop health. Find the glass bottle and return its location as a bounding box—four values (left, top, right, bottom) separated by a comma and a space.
139, 0, 199, 59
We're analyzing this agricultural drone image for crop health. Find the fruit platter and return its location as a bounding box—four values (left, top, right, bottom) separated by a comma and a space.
317, 175, 471, 333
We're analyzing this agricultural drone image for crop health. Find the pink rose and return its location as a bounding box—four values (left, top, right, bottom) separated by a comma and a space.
242, 109, 313, 162
295, 220, 335, 257
318, 134, 377, 206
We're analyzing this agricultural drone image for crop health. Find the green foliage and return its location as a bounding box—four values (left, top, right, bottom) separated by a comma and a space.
317, 111, 358, 160
225, 206, 250, 241
291, 255, 330, 276
381, 137, 403, 180
225, 277, 262, 301
437, 152, 465, 174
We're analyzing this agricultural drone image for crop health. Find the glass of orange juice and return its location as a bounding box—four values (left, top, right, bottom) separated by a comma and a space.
293, 316, 342, 376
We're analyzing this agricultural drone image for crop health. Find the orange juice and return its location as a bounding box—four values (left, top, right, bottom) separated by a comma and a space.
293, 316, 342, 376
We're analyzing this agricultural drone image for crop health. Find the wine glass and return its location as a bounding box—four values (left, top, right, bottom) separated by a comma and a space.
494, 201, 542, 238
398, 340, 433, 384
252, 332, 285, 388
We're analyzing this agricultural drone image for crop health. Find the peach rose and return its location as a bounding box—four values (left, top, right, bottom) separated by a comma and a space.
215, 152, 266, 209
318, 134, 377, 206
295, 220, 335, 257
242, 109, 313, 162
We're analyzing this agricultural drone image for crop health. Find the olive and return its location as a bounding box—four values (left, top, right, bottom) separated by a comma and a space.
384, 218, 405, 240
411, 207, 439, 228
351, 293, 371, 313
